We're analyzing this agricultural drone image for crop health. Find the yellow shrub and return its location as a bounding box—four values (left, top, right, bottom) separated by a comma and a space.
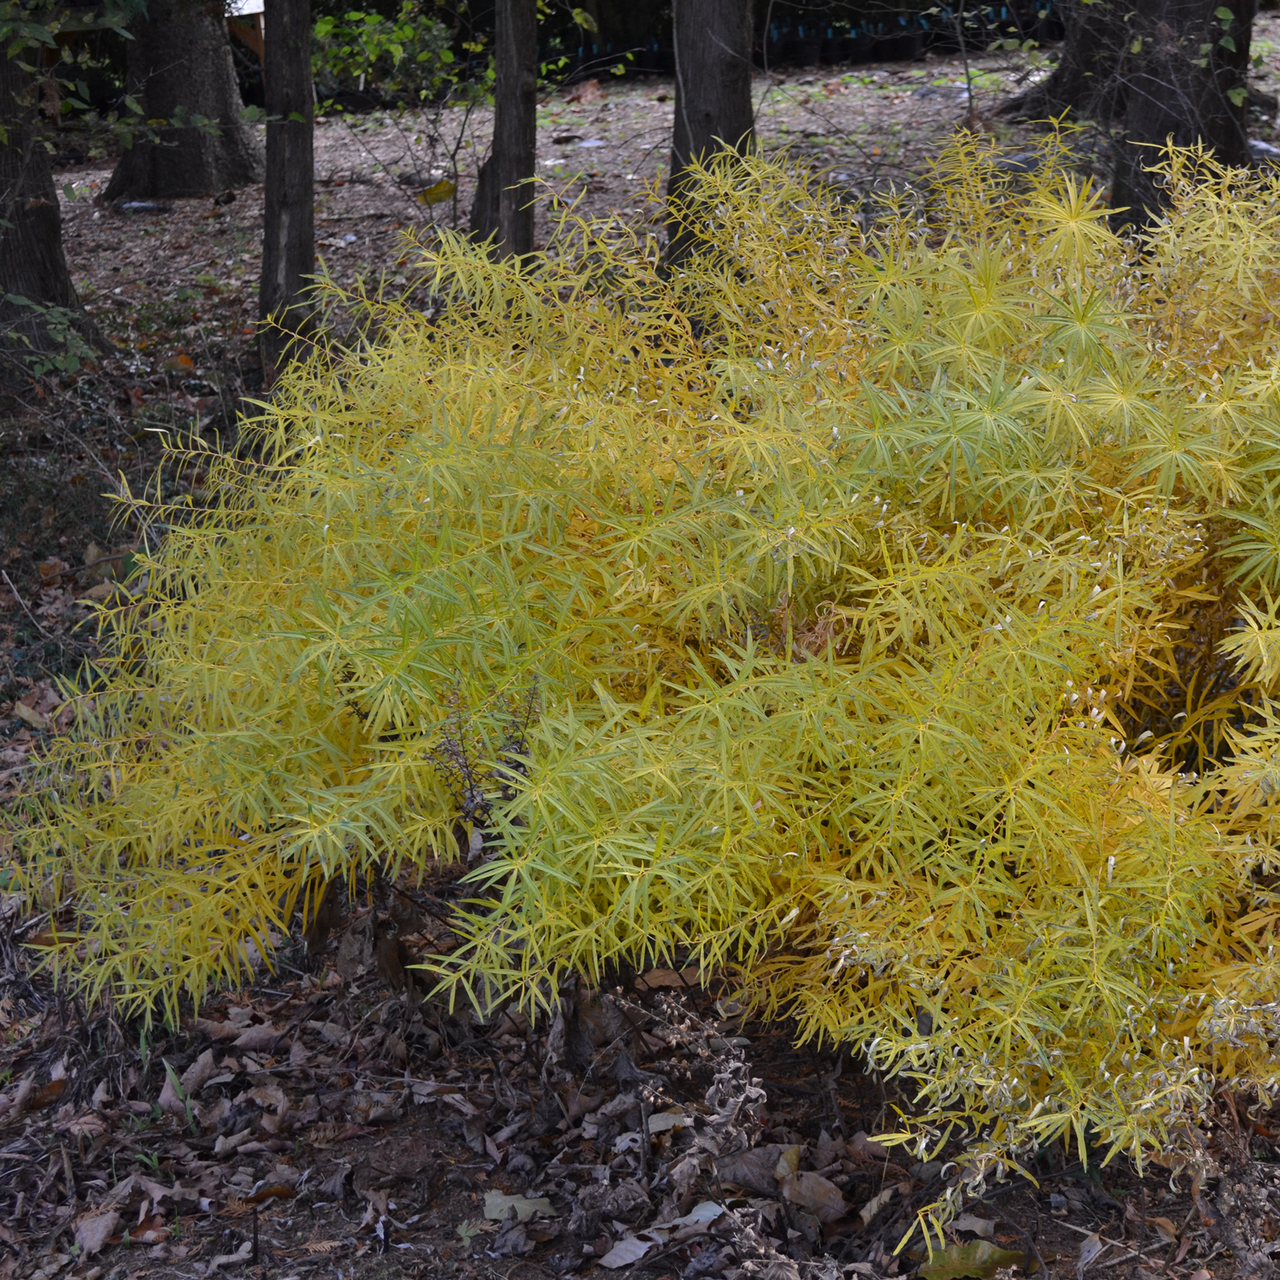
17, 136, 1280, 1196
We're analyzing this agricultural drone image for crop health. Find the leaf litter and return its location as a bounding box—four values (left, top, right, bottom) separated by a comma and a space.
3, 866, 1280, 1280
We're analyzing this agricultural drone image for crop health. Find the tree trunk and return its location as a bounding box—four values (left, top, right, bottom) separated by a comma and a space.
1113, 0, 1255, 225
0, 48, 102, 367
1003, 0, 1255, 225
259, 0, 315, 383
666, 0, 754, 267
470, 0, 537, 259
1001, 0, 1127, 122
105, 0, 263, 201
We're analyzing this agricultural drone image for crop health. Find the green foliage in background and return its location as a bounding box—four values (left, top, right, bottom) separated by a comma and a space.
312, 2, 456, 104
19, 137, 1280, 1207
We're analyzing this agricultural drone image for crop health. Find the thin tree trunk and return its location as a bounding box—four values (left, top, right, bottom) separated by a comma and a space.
666, 0, 754, 267
259, 0, 315, 383
470, 0, 537, 259
0, 48, 102, 368
105, 0, 262, 201
1113, 0, 1255, 225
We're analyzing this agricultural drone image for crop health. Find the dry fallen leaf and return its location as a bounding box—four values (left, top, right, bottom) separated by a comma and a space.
849, 1130, 892, 1160
599, 1233, 660, 1268
716, 1144, 790, 1196
484, 1190, 555, 1222
634, 966, 701, 989
12, 701, 48, 731
564, 77, 606, 105
1077, 1232, 1106, 1277
952, 1213, 997, 1239
233, 1022, 281, 1050
920, 1240, 1028, 1280
782, 1169, 848, 1224
73, 1210, 120, 1257
190, 1017, 241, 1042
180, 1047, 218, 1094
859, 1185, 897, 1229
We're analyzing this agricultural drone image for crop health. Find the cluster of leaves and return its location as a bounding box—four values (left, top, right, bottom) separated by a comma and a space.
0, 0, 149, 142
19, 136, 1280, 1206
1, 296, 100, 377
312, 1, 456, 105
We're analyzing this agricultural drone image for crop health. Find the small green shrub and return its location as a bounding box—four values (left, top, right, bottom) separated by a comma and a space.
312, 3, 455, 104
19, 137, 1280, 1213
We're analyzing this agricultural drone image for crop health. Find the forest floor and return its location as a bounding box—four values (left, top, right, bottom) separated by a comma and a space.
4, 869, 1275, 1280
7, 25, 1280, 1280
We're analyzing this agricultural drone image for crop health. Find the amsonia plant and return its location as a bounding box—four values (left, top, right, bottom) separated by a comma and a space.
18, 136, 1280, 1198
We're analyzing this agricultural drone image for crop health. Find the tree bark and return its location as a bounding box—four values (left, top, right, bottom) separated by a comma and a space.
0, 46, 102, 367
259, 0, 315, 382
1112, 0, 1255, 225
1003, 0, 1255, 225
470, 0, 537, 259
1002, 0, 1127, 122
666, 0, 754, 267
105, 0, 263, 201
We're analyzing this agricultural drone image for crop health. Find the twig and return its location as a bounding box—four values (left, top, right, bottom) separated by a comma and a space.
1, 570, 54, 640
629, 1227, 717, 1272
1097, 1246, 1147, 1270
1058, 1220, 1130, 1250
999, 1210, 1050, 1277
1139, 1184, 1148, 1273
1026, 1197, 1052, 1279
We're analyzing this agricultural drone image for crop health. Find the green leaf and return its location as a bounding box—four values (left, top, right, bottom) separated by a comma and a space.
1215, 6, 1234, 18
161, 1059, 198, 1133
1228, 85, 1248, 106
1220, 34, 1237, 49
571, 6, 598, 31
919, 1242, 1029, 1280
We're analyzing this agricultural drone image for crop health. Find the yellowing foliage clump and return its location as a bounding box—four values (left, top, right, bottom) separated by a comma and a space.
20, 138, 1280, 1189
